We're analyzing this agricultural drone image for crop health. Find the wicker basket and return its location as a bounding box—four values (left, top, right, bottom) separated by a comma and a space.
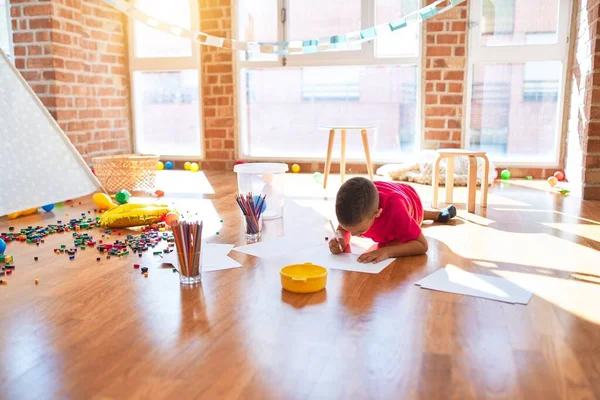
92, 154, 159, 194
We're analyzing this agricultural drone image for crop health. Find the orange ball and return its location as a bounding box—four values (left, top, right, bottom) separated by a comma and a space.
164, 212, 179, 227
553, 171, 565, 181
547, 176, 558, 187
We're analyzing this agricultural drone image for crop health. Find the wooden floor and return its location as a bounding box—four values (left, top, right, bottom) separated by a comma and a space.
1, 171, 600, 399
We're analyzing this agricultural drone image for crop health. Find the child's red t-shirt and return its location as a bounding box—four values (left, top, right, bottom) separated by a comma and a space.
362, 181, 424, 245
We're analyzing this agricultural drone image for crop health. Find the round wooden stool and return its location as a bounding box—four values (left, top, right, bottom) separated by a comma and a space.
320, 126, 375, 189
432, 149, 490, 213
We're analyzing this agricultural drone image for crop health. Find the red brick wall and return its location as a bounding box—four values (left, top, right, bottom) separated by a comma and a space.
9, 0, 131, 163
199, 0, 235, 171
565, 0, 600, 199
422, 0, 468, 150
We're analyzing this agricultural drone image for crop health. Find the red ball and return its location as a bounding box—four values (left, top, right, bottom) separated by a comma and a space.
553, 171, 565, 181
235, 161, 246, 165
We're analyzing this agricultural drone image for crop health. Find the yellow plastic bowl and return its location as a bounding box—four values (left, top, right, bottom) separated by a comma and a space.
280, 263, 327, 293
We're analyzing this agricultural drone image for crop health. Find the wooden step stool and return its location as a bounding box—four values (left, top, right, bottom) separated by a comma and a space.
432, 149, 490, 213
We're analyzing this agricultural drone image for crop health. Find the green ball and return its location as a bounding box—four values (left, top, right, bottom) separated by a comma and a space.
500, 169, 511, 180
115, 189, 131, 204
313, 171, 323, 183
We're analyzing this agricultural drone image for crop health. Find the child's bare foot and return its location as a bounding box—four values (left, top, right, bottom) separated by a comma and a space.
437, 204, 456, 222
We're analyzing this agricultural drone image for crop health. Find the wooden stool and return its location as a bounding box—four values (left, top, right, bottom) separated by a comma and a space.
432, 149, 490, 213
321, 126, 375, 189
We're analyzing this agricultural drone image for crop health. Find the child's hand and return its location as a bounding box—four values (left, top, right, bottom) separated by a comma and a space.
328, 237, 346, 254
357, 248, 389, 263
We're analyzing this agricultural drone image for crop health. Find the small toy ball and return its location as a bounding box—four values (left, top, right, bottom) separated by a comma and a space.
252, 195, 267, 213
115, 189, 131, 204
34, 278, 40, 286
500, 169, 511, 180
184, 161, 191, 170
164, 212, 179, 227
155, 189, 165, 197
92, 192, 117, 210
157, 161, 164, 170
235, 161, 246, 166
0, 238, 6, 254
291, 164, 300, 173
190, 162, 200, 172
313, 171, 324, 183
165, 161, 174, 170
42, 204, 55, 212
526, 175, 533, 180
547, 176, 558, 187
554, 171, 565, 181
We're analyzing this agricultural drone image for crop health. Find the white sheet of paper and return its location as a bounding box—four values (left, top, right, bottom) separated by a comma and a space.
415, 265, 533, 304
348, 237, 378, 255
232, 236, 324, 259
201, 244, 242, 272
162, 243, 242, 273
271, 244, 394, 274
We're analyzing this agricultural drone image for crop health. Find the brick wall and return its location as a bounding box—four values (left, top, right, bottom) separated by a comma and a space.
199, 0, 235, 171
10, 0, 131, 163
565, 0, 600, 199
422, 0, 468, 150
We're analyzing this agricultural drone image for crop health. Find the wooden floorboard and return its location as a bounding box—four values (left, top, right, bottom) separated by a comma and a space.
1, 171, 599, 399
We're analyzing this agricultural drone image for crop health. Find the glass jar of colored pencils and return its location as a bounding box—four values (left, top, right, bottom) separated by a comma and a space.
235, 193, 266, 243
243, 215, 262, 242
177, 250, 202, 285
172, 220, 204, 285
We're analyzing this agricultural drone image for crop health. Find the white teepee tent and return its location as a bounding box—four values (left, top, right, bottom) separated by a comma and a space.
0, 48, 102, 216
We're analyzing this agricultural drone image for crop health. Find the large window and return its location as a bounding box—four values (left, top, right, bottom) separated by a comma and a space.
128, 0, 202, 157
237, 0, 420, 162
0, 0, 12, 58
467, 0, 570, 165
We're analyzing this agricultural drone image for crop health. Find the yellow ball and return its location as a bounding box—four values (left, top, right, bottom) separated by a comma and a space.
291, 163, 300, 173
157, 161, 164, 170
184, 161, 191, 170
190, 162, 200, 172
547, 176, 558, 187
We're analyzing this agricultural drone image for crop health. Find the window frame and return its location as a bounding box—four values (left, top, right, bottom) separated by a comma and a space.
1, 0, 14, 59
234, 0, 423, 162
127, 0, 204, 160
465, 0, 572, 167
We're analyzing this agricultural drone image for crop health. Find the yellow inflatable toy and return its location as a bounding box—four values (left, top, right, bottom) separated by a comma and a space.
93, 193, 118, 211
8, 207, 38, 220
99, 203, 172, 228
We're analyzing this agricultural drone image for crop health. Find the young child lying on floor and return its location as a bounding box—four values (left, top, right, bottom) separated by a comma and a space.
329, 177, 456, 263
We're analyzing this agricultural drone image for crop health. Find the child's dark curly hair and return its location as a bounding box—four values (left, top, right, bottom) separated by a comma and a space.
335, 177, 379, 226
